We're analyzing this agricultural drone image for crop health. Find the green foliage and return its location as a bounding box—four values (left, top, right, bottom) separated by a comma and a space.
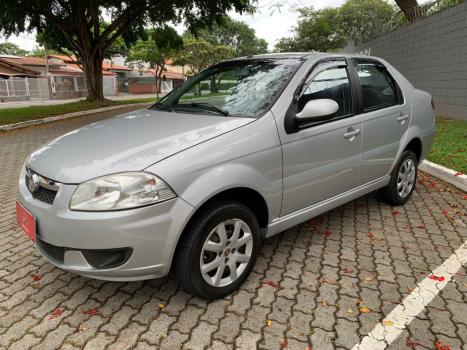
339, 0, 395, 43
188, 17, 268, 57
128, 26, 183, 97
0, 42, 29, 56
275, 0, 396, 52
0, 0, 253, 100
176, 38, 235, 74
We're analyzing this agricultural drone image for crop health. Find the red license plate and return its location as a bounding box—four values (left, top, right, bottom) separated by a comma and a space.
16, 201, 36, 241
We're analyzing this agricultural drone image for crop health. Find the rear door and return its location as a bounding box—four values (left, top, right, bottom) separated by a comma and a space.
352, 58, 410, 183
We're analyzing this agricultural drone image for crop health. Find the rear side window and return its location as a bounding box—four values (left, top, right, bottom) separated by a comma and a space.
299, 67, 352, 117
356, 64, 400, 111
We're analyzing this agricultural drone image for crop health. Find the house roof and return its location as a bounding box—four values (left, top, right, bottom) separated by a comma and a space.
0, 58, 41, 77
3, 56, 50, 66
102, 62, 133, 71
48, 54, 78, 63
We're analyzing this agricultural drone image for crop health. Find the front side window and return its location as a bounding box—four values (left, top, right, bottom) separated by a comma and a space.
356, 64, 399, 110
298, 67, 352, 118
157, 58, 302, 118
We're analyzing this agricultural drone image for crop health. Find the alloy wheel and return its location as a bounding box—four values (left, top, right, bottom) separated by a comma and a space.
199, 219, 253, 287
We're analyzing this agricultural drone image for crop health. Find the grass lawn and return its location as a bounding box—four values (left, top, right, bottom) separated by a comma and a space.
0, 97, 157, 126
427, 117, 466, 173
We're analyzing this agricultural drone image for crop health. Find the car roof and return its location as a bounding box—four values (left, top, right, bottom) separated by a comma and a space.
231, 52, 383, 63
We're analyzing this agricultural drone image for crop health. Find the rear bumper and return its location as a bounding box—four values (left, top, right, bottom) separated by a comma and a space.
18, 166, 195, 281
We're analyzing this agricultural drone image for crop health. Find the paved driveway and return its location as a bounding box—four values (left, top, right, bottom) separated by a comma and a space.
0, 109, 466, 350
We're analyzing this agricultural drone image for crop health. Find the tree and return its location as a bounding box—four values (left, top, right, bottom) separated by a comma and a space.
275, 7, 346, 52
177, 38, 235, 75
339, 0, 395, 44
394, 0, 421, 22
128, 26, 183, 98
0, 42, 29, 56
0, 0, 253, 102
274, 0, 396, 52
191, 17, 268, 57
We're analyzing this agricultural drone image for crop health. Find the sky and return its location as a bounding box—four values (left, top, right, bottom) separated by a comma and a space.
1, 0, 348, 52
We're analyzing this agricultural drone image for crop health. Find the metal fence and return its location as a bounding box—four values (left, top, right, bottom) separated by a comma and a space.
0, 76, 117, 102
0, 77, 51, 101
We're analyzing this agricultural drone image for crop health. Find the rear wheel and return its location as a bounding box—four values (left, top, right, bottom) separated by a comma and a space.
379, 150, 418, 206
174, 200, 261, 299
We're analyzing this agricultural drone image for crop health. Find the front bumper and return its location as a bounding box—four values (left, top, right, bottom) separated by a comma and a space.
18, 167, 195, 281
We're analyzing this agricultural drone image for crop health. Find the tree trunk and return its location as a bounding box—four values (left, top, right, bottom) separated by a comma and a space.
395, 0, 422, 22
82, 50, 105, 102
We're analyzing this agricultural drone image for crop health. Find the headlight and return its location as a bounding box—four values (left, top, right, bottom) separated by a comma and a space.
70, 172, 176, 211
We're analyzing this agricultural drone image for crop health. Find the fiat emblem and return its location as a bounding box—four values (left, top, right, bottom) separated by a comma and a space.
28, 173, 40, 193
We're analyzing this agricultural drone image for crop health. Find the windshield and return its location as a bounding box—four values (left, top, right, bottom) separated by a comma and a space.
156, 58, 302, 118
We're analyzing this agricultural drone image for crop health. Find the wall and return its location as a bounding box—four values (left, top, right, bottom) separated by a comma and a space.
348, 2, 467, 120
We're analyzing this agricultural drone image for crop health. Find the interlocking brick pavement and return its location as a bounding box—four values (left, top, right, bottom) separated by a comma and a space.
0, 108, 466, 350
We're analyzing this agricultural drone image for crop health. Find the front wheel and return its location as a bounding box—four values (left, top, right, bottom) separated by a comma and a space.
379, 150, 418, 206
173, 200, 261, 299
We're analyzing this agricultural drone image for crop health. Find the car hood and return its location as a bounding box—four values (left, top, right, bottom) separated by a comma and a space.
27, 109, 253, 183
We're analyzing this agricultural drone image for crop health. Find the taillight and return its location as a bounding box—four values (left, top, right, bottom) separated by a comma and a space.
431, 98, 435, 110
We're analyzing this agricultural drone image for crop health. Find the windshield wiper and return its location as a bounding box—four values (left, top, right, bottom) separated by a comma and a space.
176, 102, 229, 116
151, 101, 173, 112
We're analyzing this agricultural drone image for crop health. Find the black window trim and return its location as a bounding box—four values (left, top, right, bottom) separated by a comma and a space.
284, 57, 360, 134
352, 58, 404, 114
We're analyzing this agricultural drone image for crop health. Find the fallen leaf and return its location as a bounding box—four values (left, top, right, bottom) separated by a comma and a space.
417, 224, 425, 229
322, 230, 332, 237
463, 195, 467, 200
321, 301, 328, 307
31, 274, 41, 282
435, 340, 452, 350
158, 303, 165, 309
428, 182, 437, 188
48, 307, 64, 320
368, 232, 374, 239
343, 267, 353, 273
82, 308, 98, 315
305, 346, 313, 350
454, 172, 464, 177
76, 324, 88, 332
428, 275, 445, 282
347, 308, 353, 314
391, 209, 399, 216
363, 276, 373, 283
279, 339, 288, 348
406, 338, 420, 348
266, 319, 272, 327
383, 320, 394, 326
264, 280, 280, 289
359, 306, 370, 313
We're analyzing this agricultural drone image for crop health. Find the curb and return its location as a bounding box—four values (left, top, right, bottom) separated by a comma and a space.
0, 102, 152, 132
419, 160, 467, 192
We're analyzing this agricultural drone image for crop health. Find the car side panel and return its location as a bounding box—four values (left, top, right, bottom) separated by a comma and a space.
147, 111, 283, 224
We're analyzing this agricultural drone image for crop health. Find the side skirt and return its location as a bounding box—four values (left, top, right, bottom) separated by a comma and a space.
266, 176, 391, 238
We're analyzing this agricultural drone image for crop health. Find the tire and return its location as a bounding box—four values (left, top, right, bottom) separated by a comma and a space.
379, 150, 418, 206
173, 200, 261, 299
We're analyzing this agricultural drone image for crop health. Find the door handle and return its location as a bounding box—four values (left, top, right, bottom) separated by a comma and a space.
343, 128, 360, 140
397, 113, 410, 124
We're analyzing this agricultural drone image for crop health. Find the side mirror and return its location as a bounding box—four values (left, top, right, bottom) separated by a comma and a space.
296, 99, 339, 122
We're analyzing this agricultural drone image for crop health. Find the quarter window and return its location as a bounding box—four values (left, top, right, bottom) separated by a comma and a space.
356, 64, 399, 110
299, 67, 352, 118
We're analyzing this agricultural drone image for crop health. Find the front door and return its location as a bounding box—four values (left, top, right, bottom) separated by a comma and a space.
280, 61, 363, 216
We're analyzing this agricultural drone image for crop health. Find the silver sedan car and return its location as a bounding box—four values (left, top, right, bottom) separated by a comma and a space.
17, 53, 435, 299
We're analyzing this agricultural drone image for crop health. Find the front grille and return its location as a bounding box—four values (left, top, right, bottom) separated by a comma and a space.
25, 171, 58, 205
